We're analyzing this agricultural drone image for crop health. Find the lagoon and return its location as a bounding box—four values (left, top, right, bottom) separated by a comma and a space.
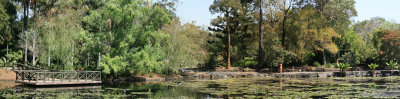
2, 77, 400, 98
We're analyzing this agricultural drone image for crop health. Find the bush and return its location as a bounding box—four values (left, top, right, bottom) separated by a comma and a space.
335, 63, 350, 70
313, 61, 321, 67
386, 60, 398, 70
368, 63, 379, 70
0, 50, 23, 67
99, 54, 127, 77
232, 57, 257, 68
325, 63, 334, 68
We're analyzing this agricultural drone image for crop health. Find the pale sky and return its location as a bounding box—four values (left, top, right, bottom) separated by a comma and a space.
354, 0, 400, 23
176, 0, 400, 26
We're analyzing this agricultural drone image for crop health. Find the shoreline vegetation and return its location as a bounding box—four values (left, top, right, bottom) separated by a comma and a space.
2, 0, 400, 98
0, 0, 400, 81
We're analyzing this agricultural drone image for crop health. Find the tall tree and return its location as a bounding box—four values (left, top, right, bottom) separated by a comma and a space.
258, 0, 263, 68
278, 0, 305, 48
83, 0, 174, 76
0, 1, 11, 55
314, 0, 357, 64
209, 0, 242, 69
285, 7, 340, 65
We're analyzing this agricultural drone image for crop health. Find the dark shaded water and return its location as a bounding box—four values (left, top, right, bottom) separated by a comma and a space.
3, 77, 400, 98
0, 81, 213, 99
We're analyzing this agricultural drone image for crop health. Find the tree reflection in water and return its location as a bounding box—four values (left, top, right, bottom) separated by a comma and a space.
0, 82, 213, 99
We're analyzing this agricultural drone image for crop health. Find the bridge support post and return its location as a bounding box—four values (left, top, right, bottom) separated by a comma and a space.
35, 73, 38, 83
22, 72, 24, 81
69, 72, 72, 82
85, 72, 88, 82
77, 72, 79, 82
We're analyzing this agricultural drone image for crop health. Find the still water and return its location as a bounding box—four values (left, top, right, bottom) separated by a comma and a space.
0, 81, 213, 99
3, 77, 400, 98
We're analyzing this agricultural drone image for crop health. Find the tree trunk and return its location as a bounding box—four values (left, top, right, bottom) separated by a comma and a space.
258, 0, 263, 68
23, 0, 28, 30
48, 55, 50, 67
323, 50, 327, 65
226, 13, 231, 69
24, 39, 28, 65
282, 16, 286, 48
98, 52, 101, 68
23, 0, 28, 65
32, 35, 36, 66
6, 43, 9, 56
372, 70, 376, 77
86, 54, 89, 67
71, 44, 74, 67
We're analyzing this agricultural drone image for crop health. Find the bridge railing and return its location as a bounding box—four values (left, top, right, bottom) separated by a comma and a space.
15, 70, 101, 83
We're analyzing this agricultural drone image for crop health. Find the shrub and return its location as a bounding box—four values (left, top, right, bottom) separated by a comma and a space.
313, 61, 321, 67
386, 60, 398, 70
335, 63, 350, 70
368, 63, 379, 70
232, 57, 257, 68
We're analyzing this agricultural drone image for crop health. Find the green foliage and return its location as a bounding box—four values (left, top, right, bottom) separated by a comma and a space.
4, 0, 400, 79
0, 3, 10, 36
285, 7, 340, 64
232, 57, 257, 68
368, 63, 379, 70
208, 0, 260, 68
128, 45, 165, 75
313, 61, 321, 67
397, 64, 400, 71
339, 28, 375, 65
99, 54, 127, 77
335, 63, 350, 70
0, 50, 22, 67
0, 0, 16, 47
325, 63, 334, 68
386, 60, 398, 70
161, 20, 209, 73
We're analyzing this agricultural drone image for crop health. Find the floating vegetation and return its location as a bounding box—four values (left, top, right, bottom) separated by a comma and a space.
3, 77, 400, 98
163, 77, 400, 98
0, 82, 211, 99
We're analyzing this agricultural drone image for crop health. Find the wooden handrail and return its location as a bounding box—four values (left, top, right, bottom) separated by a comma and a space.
15, 70, 101, 83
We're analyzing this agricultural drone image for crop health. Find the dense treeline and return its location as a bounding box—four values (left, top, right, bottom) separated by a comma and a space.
1, 0, 400, 78
206, 0, 400, 69
0, 0, 208, 78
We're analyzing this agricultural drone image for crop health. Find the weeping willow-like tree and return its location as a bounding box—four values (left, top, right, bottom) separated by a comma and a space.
83, 0, 174, 76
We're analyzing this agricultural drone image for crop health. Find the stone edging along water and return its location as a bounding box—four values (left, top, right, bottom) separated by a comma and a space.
270, 70, 400, 78
180, 70, 400, 80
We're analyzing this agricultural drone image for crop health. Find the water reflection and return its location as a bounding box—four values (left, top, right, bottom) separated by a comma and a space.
5, 77, 400, 98
0, 82, 213, 99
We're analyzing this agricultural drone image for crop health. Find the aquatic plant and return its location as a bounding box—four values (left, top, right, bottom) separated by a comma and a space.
386, 60, 398, 75
162, 77, 400, 98
368, 63, 379, 70
368, 63, 379, 77
386, 60, 398, 69
335, 63, 350, 77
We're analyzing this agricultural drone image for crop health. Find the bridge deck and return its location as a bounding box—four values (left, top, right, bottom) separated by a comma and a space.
16, 80, 102, 85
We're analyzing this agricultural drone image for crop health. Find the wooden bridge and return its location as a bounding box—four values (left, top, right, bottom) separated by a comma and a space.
12, 64, 102, 85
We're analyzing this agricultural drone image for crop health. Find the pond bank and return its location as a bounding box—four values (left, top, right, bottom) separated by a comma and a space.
0, 68, 15, 81
179, 67, 400, 80
272, 70, 400, 78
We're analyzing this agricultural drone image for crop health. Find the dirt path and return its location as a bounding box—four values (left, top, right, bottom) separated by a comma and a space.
0, 68, 16, 81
